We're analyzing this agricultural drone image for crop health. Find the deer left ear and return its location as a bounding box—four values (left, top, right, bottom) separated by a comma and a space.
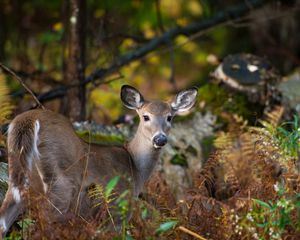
171, 87, 198, 113
121, 85, 145, 110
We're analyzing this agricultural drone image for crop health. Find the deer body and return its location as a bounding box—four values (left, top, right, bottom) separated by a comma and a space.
0, 85, 197, 235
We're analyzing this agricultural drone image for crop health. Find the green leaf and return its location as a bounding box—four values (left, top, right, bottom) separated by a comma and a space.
105, 176, 120, 198
118, 199, 128, 208
17, 218, 34, 230
116, 189, 129, 203
126, 235, 134, 240
170, 154, 188, 167
142, 207, 148, 219
254, 199, 272, 210
155, 220, 178, 234
256, 222, 268, 228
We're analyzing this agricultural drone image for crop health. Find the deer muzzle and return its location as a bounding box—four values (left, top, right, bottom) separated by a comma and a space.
153, 133, 168, 148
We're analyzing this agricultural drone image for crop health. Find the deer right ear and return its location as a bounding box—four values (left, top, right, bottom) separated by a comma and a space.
121, 85, 145, 110
171, 87, 198, 113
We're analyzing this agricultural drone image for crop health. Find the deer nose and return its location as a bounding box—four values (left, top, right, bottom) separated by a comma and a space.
153, 133, 168, 148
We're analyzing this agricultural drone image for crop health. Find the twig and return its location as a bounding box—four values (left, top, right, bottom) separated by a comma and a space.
178, 226, 208, 240
229, 5, 300, 28
0, 62, 45, 110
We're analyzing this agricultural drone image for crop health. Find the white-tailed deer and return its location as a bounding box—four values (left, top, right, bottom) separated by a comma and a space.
0, 85, 197, 235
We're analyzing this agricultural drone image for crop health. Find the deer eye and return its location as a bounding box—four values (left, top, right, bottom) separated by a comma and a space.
167, 115, 172, 122
143, 115, 150, 121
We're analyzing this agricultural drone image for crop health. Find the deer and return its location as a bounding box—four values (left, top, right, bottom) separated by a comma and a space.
0, 85, 197, 236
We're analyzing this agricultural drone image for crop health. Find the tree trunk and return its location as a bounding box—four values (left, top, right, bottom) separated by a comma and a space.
65, 0, 86, 121
0, 4, 6, 61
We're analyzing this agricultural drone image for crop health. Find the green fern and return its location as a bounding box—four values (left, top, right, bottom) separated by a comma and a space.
88, 176, 120, 230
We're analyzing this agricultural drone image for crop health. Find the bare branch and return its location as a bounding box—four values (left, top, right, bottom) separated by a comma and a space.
0, 62, 45, 110
37, 0, 269, 103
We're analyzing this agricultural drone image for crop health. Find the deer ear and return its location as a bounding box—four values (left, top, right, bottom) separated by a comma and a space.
121, 85, 145, 110
171, 87, 198, 113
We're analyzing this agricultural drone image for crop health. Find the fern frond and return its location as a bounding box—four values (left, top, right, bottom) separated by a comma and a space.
0, 75, 13, 124
214, 132, 234, 150
264, 105, 284, 127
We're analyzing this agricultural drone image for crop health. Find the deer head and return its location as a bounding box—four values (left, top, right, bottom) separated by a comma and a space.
121, 85, 198, 149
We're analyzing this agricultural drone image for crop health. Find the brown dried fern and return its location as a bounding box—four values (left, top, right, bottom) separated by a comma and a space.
264, 105, 284, 127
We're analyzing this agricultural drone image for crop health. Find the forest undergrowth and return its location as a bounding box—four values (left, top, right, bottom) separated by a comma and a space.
2, 106, 298, 240
1, 72, 299, 240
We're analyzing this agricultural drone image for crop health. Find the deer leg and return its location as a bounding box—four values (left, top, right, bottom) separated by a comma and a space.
45, 175, 75, 217
0, 185, 25, 237
0, 150, 29, 237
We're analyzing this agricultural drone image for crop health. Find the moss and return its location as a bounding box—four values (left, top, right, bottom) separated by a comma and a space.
76, 131, 125, 145
170, 153, 188, 167
198, 83, 251, 120
185, 145, 198, 157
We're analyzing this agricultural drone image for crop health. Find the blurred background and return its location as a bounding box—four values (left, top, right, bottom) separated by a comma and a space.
0, 0, 300, 123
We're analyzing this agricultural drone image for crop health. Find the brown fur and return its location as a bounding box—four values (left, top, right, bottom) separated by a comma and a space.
143, 101, 171, 115
0, 85, 197, 236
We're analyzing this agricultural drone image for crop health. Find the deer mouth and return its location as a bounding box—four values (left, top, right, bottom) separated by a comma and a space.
153, 143, 162, 149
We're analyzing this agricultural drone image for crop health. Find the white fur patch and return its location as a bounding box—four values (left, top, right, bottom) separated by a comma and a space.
0, 217, 7, 231
35, 165, 48, 193
7, 122, 14, 136
32, 121, 47, 193
26, 120, 41, 170
33, 120, 40, 160
12, 187, 21, 203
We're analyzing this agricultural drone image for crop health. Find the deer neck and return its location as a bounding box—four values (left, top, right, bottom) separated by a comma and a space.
127, 125, 161, 186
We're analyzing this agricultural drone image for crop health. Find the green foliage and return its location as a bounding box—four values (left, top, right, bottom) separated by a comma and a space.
170, 153, 188, 167
276, 116, 300, 158
116, 189, 131, 239
238, 188, 300, 240
88, 176, 121, 230
4, 233, 21, 240
256, 115, 300, 162
90, 87, 125, 121
3, 217, 34, 240
17, 218, 35, 231
198, 83, 250, 119
155, 220, 178, 235
88, 176, 134, 238
76, 130, 124, 145
2, 0, 258, 121
105, 176, 121, 199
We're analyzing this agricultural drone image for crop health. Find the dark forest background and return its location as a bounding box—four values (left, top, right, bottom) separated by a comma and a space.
1, 0, 300, 122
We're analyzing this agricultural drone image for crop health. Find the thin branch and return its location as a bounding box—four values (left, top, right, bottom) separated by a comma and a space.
178, 226, 207, 240
229, 4, 300, 28
0, 62, 45, 109
36, 0, 269, 103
